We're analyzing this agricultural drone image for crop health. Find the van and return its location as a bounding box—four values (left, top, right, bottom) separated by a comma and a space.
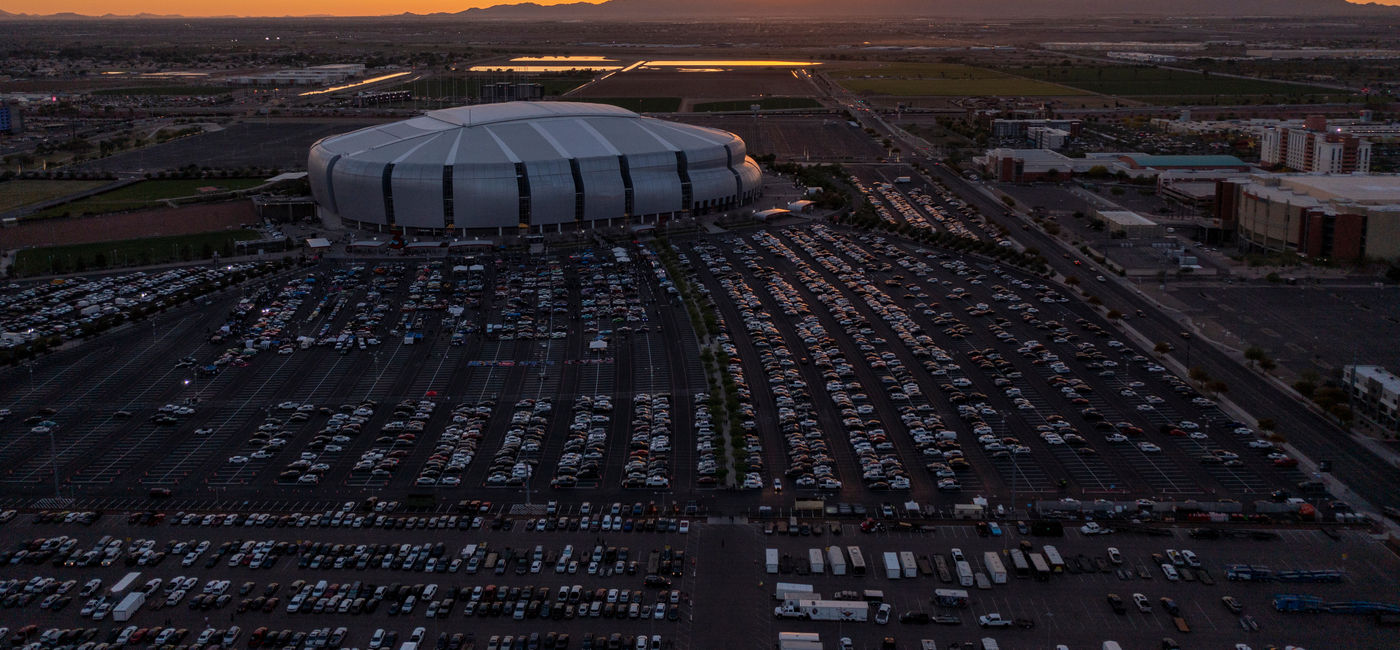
312, 580, 328, 597
1161, 564, 1179, 581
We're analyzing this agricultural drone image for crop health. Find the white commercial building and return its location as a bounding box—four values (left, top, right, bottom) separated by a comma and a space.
1343, 365, 1400, 436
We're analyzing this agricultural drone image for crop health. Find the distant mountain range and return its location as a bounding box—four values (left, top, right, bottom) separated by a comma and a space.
452, 0, 1400, 19
1, 0, 1396, 19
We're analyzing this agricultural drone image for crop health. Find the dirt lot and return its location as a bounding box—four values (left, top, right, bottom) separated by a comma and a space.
574, 69, 815, 101
0, 201, 256, 250
672, 114, 885, 161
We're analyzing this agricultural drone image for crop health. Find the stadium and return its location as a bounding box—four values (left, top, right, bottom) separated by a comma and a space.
308, 101, 764, 234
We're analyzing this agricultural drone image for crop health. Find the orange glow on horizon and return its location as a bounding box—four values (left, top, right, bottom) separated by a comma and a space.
5, 0, 1395, 16
2, 0, 606, 17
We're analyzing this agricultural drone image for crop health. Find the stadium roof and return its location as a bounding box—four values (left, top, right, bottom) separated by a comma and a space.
1120, 154, 1248, 169
1276, 174, 1400, 204
312, 101, 738, 166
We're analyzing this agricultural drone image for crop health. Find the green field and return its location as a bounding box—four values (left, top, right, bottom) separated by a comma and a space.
1009, 64, 1335, 97
580, 97, 683, 113
692, 97, 822, 112
33, 178, 266, 219
90, 86, 235, 96
0, 180, 111, 212
831, 63, 1087, 97
13, 229, 262, 277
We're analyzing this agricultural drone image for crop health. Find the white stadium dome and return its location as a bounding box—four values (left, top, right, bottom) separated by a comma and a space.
308, 101, 763, 232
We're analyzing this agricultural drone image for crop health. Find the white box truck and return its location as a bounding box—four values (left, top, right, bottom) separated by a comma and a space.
766, 548, 780, 574
1043, 545, 1065, 573
883, 552, 902, 579
900, 551, 918, 578
109, 572, 141, 598
113, 591, 145, 622
956, 560, 975, 587
774, 599, 870, 622
983, 552, 1008, 584
827, 546, 847, 576
778, 632, 823, 650
808, 548, 825, 575
774, 583, 815, 601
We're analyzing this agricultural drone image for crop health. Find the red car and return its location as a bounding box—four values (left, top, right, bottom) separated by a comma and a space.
1273, 457, 1299, 468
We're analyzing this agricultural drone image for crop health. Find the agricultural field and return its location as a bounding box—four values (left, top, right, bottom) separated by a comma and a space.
692, 97, 822, 112
574, 69, 814, 100
31, 178, 266, 219
830, 62, 1089, 97
1007, 64, 1338, 98
12, 229, 262, 277
0, 179, 111, 213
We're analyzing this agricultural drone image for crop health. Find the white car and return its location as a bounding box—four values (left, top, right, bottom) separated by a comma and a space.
875, 603, 892, 625
1138, 442, 1161, 453
228, 456, 249, 464
1248, 440, 1275, 449
678, 520, 690, 534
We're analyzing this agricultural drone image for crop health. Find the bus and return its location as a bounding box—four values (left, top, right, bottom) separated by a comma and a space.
847, 546, 868, 577
1008, 549, 1030, 577
1029, 553, 1051, 581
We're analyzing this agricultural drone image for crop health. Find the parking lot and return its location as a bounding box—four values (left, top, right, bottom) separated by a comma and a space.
0, 248, 707, 507
751, 520, 1400, 649
0, 223, 1339, 516
669, 223, 1316, 510
1, 509, 1396, 650
0, 220, 1388, 649
1185, 284, 1400, 375
0, 506, 708, 650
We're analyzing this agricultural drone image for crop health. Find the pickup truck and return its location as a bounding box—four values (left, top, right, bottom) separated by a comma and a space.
977, 613, 1034, 629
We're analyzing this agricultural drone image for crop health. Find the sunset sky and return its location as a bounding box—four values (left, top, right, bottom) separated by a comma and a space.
3, 0, 1398, 16
10, 0, 584, 16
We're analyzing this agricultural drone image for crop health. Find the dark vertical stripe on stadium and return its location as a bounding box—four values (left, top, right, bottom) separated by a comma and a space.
442, 165, 454, 224
569, 159, 585, 222
674, 151, 693, 211
618, 155, 635, 216
323, 154, 342, 215
382, 163, 396, 226
724, 144, 742, 204
515, 162, 532, 227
